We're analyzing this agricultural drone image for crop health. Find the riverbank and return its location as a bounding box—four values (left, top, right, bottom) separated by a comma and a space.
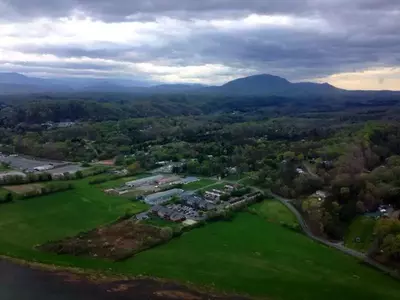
0, 257, 249, 300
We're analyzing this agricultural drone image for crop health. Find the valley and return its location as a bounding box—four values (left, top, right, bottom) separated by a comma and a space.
0, 73, 399, 299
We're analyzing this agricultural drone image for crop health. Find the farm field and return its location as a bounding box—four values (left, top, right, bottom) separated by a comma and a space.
345, 216, 377, 252
0, 176, 148, 260
181, 178, 216, 190
249, 199, 299, 226
122, 213, 399, 300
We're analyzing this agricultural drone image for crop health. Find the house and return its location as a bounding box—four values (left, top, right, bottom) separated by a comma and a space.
212, 189, 225, 194
204, 191, 222, 201
151, 206, 173, 218
224, 185, 235, 192
182, 194, 215, 210
315, 190, 329, 201
378, 205, 393, 218
170, 213, 186, 222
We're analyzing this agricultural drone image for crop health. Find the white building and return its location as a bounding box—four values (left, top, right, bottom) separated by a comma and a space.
34, 165, 54, 172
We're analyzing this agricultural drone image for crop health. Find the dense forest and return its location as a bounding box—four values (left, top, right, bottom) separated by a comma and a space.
1, 91, 400, 264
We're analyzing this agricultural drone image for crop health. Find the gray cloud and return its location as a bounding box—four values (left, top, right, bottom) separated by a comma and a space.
0, 0, 400, 84
2, 0, 398, 21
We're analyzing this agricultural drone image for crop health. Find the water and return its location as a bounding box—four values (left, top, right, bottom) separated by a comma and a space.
0, 260, 114, 300
0, 259, 246, 300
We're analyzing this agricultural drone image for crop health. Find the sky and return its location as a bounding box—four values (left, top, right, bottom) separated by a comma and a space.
0, 0, 399, 90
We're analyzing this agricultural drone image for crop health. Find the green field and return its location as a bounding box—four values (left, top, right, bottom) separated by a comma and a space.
182, 178, 216, 190
120, 214, 399, 300
195, 182, 228, 193
0, 177, 398, 300
345, 216, 377, 252
249, 199, 299, 226
0, 177, 148, 259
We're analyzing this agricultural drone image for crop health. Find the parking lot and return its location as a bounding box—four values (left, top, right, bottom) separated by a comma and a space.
0, 155, 66, 171
47, 165, 83, 175
0, 154, 83, 176
166, 204, 204, 220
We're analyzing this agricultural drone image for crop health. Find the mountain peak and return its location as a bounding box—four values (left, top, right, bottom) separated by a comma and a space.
223, 74, 289, 87
216, 73, 340, 96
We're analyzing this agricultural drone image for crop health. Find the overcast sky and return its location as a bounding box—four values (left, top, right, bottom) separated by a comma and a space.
0, 0, 399, 89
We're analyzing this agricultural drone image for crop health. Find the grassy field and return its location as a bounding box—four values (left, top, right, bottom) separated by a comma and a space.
249, 199, 298, 226
195, 182, 228, 193
345, 216, 377, 252
182, 178, 216, 190
119, 213, 399, 300
0, 177, 148, 259
0, 176, 398, 300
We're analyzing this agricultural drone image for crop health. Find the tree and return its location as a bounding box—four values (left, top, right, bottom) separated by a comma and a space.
127, 162, 141, 175
283, 151, 296, 161
75, 170, 83, 179
114, 155, 125, 166
160, 227, 173, 240
381, 233, 400, 260
63, 172, 71, 180
356, 200, 366, 214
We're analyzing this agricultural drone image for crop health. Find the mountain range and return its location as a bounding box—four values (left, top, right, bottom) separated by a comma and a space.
0, 72, 396, 96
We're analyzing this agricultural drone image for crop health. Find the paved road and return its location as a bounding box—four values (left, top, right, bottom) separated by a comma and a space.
268, 191, 399, 279
202, 177, 399, 278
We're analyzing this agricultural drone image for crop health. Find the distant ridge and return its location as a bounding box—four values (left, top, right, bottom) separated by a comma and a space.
0, 72, 398, 96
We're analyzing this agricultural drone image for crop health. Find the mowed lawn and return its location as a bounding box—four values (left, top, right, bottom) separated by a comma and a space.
0, 177, 148, 258
250, 199, 298, 226
345, 216, 377, 252
120, 213, 399, 300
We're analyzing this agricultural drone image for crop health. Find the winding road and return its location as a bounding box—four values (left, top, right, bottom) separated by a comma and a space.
268, 190, 399, 279
208, 176, 398, 279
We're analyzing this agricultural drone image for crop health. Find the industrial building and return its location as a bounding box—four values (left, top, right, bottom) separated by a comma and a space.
125, 175, 164, 188
144, 188, 184, 205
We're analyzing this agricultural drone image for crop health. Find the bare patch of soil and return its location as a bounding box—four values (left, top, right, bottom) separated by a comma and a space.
4, 183, 44, 195
39, 220, 170, 261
